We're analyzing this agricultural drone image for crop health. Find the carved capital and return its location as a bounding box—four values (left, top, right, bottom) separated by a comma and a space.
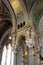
25, 39, 35, 48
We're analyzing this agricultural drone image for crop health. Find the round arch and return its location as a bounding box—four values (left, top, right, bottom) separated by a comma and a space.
17, 35, 28, 53
32, 0, 43, 17
31, 0, 43, 27
2, 0, 16, 30
38, 15, 43, 59
16, 35, 29, 65
0, 28, 12, 48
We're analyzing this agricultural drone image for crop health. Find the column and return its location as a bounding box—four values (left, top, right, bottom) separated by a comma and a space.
6, 44, 12, 65
34, 47, 40, 65
29, 47, 34, 65
25, 39, 35, 65
11, 45, 17, 65
11, 34, 17, 65
31, 28, 40, 65
36, 54, 40, 65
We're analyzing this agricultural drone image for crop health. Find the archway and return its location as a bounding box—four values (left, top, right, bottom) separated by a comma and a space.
17, 35, 29, 65
39, 15, 43, 60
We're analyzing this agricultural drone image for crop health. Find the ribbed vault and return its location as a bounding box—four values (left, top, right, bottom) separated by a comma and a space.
32, 0, 43, 29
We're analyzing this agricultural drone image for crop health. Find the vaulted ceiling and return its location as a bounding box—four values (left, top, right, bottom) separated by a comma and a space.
0, 0, 12, 39
0, 0, 43, 48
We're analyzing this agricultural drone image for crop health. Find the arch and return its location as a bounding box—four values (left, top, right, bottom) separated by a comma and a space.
17, 35, 29, 65
35, 10, 43, 29
18, 35, 27, 50
39, 15, 43, 34
16, 33, 27, 45
31, 0, 43, 29
38, 15, 43, 59
32, 0, 43, 17
16, 34, 29, 56
31, 1, 43, 61
2, 0, 16, 30
0, 28, 12, 48
36, 10, 43, 24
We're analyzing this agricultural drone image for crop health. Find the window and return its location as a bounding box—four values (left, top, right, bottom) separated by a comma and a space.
23, 21, 25, 26
18, 25, 20, 29
20, 23, 22, 28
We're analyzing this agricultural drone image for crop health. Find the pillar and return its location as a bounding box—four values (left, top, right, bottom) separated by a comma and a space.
11, 45, 17, 65
11, 34, 17, 65
29, 47, 34, 65
6, 44, 12, 65
34, 47, 40, 65
25, 39, 35, 65
26, 27, 35, 65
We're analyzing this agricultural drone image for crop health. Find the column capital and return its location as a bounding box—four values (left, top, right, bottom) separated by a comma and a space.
25, 38, 35, 48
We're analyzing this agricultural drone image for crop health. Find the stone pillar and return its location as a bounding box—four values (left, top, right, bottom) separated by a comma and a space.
36, 53, 40, 65
31, 28, 40, 65
25, 39, 35, 65
11, 34, 17, 65
6, 44, 12, 65
26, 27, 36, 65
29, 47, 34, 65
34, 47, 41, 65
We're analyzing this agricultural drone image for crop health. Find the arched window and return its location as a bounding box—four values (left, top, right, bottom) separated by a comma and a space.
20, 23, 22, 28
18, 25, 20, 29
23, 21, 25, 26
